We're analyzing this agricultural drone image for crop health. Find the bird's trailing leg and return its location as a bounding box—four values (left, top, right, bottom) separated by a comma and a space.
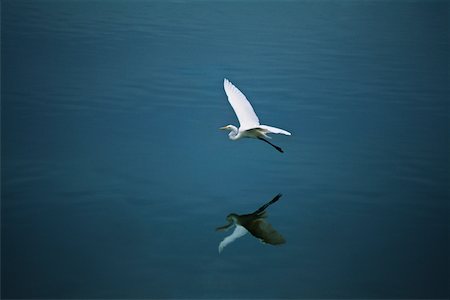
257, 137, 284, 153
253, 194, 282, 215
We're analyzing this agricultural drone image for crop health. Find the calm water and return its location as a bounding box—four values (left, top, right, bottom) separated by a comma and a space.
2, 0, 449, 298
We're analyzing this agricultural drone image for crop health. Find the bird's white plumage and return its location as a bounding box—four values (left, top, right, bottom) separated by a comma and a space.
218, 224, 248, 253
259, 125, 291, 136
223, 78, 260, 130
221, 78, 292, 152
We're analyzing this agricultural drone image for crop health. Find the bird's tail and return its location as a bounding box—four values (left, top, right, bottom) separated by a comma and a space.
259, 125, 291, 136
253, 194, 282, 215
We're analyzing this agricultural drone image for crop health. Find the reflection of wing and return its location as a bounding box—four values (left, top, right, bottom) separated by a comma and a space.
244, 219, 285, 245
224, 79, 260, 130
218, 225, 248, 253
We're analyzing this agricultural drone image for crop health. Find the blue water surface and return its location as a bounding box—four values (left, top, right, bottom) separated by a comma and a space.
2, 0, 449, 298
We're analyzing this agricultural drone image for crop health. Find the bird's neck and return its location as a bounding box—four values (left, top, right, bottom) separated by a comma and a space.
228, 126, 240, 140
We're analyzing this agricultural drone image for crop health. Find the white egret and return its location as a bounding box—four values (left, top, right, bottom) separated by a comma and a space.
220, 78, 291, 153
216, 194, 286, 253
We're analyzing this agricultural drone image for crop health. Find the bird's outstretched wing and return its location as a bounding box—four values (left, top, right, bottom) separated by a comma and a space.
244, 219, 286, 245
218, 224, 248, 253
259, 125, 291, 136
224, 78, 260, 130
253, 193, 283, 215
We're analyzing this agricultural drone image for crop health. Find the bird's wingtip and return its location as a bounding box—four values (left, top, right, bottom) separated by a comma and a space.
224, 78, 233, 90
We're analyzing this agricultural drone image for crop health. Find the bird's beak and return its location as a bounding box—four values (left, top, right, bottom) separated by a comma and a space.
216, 221, 233, 232
219, 126, 227, 130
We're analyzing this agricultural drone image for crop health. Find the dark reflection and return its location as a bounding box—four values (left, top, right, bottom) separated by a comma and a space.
216, 193, 286, 253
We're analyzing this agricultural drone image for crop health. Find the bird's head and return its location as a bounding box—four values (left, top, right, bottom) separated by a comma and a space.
219, 125, 239, 139
219, 125, 234, 131
216, 213, 239, 232
226, 213, 239, 223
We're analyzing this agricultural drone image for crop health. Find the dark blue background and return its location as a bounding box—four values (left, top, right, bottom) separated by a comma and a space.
2, 0, 448, 298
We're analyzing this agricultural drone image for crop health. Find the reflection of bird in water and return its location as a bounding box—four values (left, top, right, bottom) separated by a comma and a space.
220, 79, 291, 153
216, 194, 286, 253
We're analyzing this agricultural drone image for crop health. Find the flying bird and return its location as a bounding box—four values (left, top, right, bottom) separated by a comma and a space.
220, 78, 291, 153
216, 193, 286, 253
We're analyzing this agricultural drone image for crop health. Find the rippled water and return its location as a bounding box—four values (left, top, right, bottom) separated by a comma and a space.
2, 0, 449, 298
